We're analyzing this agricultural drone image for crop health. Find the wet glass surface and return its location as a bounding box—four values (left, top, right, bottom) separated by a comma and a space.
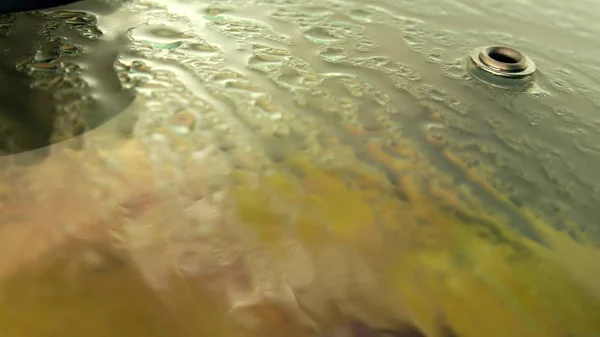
0, 0, 599, 336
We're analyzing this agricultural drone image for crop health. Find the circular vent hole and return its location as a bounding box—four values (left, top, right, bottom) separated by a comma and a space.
487, 47, 523, 64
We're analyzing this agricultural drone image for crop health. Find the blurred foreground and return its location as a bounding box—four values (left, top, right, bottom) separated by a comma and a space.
0, 117, 599, 337
1, 0, 600, 336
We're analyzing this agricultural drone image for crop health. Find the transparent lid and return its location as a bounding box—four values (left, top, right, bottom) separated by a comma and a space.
0, 0, 598, 336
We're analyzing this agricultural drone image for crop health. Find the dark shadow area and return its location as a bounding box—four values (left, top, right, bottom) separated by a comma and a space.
0, 0, 83, 14
0, 0, 135, 159
0, 63, 56, 157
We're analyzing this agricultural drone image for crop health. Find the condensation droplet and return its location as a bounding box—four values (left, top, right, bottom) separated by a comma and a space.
168, 109, 198, 135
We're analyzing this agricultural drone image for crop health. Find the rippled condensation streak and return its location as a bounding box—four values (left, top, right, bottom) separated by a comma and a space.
256, 0, 596, 232
1, 0, 600, 336
108, 0, 600, 331
254, 0, 600, 235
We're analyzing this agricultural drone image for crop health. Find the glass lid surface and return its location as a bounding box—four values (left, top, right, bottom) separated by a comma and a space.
0, 0, 599, 336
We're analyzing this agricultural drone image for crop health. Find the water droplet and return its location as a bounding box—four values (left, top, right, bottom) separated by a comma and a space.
26, 59, 62, 73
183, 41, 219, 54
549, 80, 573, 93
49, 11, 96, 26
303, 26, 343, 45
131, 24, 190, 49
255, 97, 283, 120
444, 63, 467, 80
204, 4, 234, 16
355, 40, 376, 53
168, 109, 198, 135
248, 54, 281, 73
348, 8, 373, 23
319, 47, 346, 63
428, 88, 446, 102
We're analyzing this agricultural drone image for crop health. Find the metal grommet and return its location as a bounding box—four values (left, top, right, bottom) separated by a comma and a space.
469, 45, 536, 79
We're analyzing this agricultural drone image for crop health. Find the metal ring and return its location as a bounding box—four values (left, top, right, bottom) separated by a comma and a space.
469, 45, 536, 79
